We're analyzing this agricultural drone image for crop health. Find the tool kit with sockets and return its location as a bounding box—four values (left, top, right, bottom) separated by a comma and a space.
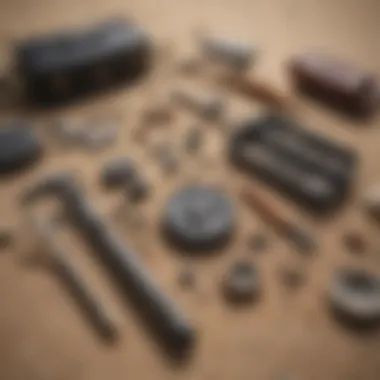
229, 114, 357, 214
1, 15, 380, 373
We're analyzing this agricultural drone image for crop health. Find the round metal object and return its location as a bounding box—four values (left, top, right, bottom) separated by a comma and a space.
328, 268, 380, 327
162, 185, 235, 252
223, 261, 260, 304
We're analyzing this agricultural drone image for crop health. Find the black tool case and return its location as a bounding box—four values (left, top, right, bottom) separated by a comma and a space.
0, 123, 43, 176
229, 114, 357, 214
16, 19, 152, 105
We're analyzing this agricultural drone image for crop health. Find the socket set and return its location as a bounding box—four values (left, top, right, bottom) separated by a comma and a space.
229, 114, 357, 214
16, 19, 152, 105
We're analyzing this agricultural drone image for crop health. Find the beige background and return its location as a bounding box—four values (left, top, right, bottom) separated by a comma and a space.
1, 1, 380, 379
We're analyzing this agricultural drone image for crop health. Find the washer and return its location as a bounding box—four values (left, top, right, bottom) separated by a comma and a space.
328, 268, 380, 327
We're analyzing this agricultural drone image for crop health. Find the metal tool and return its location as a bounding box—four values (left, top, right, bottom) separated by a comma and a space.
22, 173, 195, 359
100, 157, 150, 202
200, 36, 257, 71
29, 213, 119, 342
171, 88, 225, 121
241, 185, 317, 254
222, 260, 260, 304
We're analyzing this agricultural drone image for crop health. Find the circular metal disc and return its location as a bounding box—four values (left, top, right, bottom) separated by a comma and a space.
328, 268, 380, 327
162, 185, 235, 252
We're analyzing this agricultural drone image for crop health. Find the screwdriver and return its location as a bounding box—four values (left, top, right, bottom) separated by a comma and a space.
241, 185, 317, 254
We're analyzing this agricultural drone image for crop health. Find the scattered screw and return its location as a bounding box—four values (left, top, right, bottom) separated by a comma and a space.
200, 36, 258, 71
223, 260, 261, 304
171, 89, 226, 121
80, 123, 119, 150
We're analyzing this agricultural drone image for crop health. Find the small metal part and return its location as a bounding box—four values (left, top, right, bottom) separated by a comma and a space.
162, 185, 235, 252
342, 232, 367, 255
241, 185, 317, 255
171, 89, 225, 121
184, 126, 203, 153
29, 214, 119, 342
201, 36, 257, 71
248, 233, 268, 253
55, 118, 119, 150
100, 157, 149, 202
100, 157, 136, 188
222, 261, 260, 304
328, 268, 380, 327
80, 122, 119, 150
0, 229, 13, 249
22, 173, 195, 359
55, 119, 86, 146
